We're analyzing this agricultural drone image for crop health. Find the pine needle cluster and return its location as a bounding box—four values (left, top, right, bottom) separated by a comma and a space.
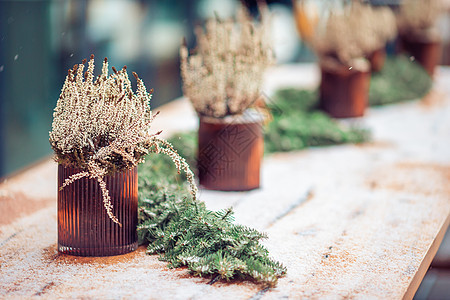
308, 2, 397, 70
137, 158, 286, 287
49, 55, 197, 226
397, 0, 444, 41
180, 5, 274, 118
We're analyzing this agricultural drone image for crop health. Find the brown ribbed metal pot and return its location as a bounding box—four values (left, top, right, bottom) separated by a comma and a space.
399, 36, 442, 76
57, 165, 138, 256
319, 65, 370, 118
197, 111, 263, 191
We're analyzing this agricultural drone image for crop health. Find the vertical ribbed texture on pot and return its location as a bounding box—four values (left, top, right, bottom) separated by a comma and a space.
57, 165, 138, 256
198, 112, 263, 191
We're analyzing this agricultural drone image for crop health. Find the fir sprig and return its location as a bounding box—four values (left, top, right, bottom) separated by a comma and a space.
137, 156, 286, 287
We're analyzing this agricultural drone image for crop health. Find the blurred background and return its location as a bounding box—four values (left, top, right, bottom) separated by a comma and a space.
0, 0, 449, 178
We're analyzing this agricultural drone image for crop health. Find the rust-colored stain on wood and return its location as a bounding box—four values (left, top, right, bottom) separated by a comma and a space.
0, 192, 53, 226
368, 162, 450, 196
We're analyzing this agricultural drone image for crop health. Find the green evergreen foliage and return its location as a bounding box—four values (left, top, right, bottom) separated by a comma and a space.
264, 55, 433, 152
369, 55, 433, 106
137, 156, 286, 287
264, 89, 369, 153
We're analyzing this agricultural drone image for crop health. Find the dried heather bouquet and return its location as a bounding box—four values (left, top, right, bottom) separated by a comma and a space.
397, 0, 444, 41
352, 3, 397, 54
310, 2, 396, 70
49, 55, 197, 225
180, 6, 273, 118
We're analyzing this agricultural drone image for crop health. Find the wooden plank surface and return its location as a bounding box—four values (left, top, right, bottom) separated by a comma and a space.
0, 64, 449, 299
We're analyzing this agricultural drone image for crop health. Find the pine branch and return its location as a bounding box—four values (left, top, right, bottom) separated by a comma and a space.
137, 157, 286, 287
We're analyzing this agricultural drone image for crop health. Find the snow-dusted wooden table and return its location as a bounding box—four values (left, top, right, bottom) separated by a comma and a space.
1, 64, 449, 299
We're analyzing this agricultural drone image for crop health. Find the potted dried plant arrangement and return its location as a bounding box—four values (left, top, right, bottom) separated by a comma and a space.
49, 55, 197, 256
180, 6, 273, 191
294, 1, 396, 117
397, 0, 443, 76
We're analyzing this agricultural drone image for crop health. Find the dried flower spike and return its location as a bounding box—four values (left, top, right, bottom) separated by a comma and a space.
302, 2, 397, 70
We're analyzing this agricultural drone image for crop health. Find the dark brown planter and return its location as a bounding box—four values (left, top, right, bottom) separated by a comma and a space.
399, 36, 442, 76
367, 48, 386, 72
319, 65, 370, 118
197, 111, 263, 191
58, 165, 138, 256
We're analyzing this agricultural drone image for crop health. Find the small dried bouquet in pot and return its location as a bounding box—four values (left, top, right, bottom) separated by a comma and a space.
295, 2, 397, 118
180, 6, 273, 118
50, 55, 197, 256
179, 6, 273, 190
307, 1, 397, 71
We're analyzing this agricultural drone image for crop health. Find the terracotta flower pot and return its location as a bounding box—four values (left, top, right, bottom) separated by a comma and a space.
399, 36, 442, 76
367, 48, 386, 72
58, 165, 138, 256
319, 65, 370, 118
197, 111, 263, 191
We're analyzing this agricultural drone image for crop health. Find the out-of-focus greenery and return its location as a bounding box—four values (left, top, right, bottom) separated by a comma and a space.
264, 89, 369, 153
369, 55, 433, 105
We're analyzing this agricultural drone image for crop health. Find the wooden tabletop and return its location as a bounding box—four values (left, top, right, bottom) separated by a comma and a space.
1, 64, 449, 299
